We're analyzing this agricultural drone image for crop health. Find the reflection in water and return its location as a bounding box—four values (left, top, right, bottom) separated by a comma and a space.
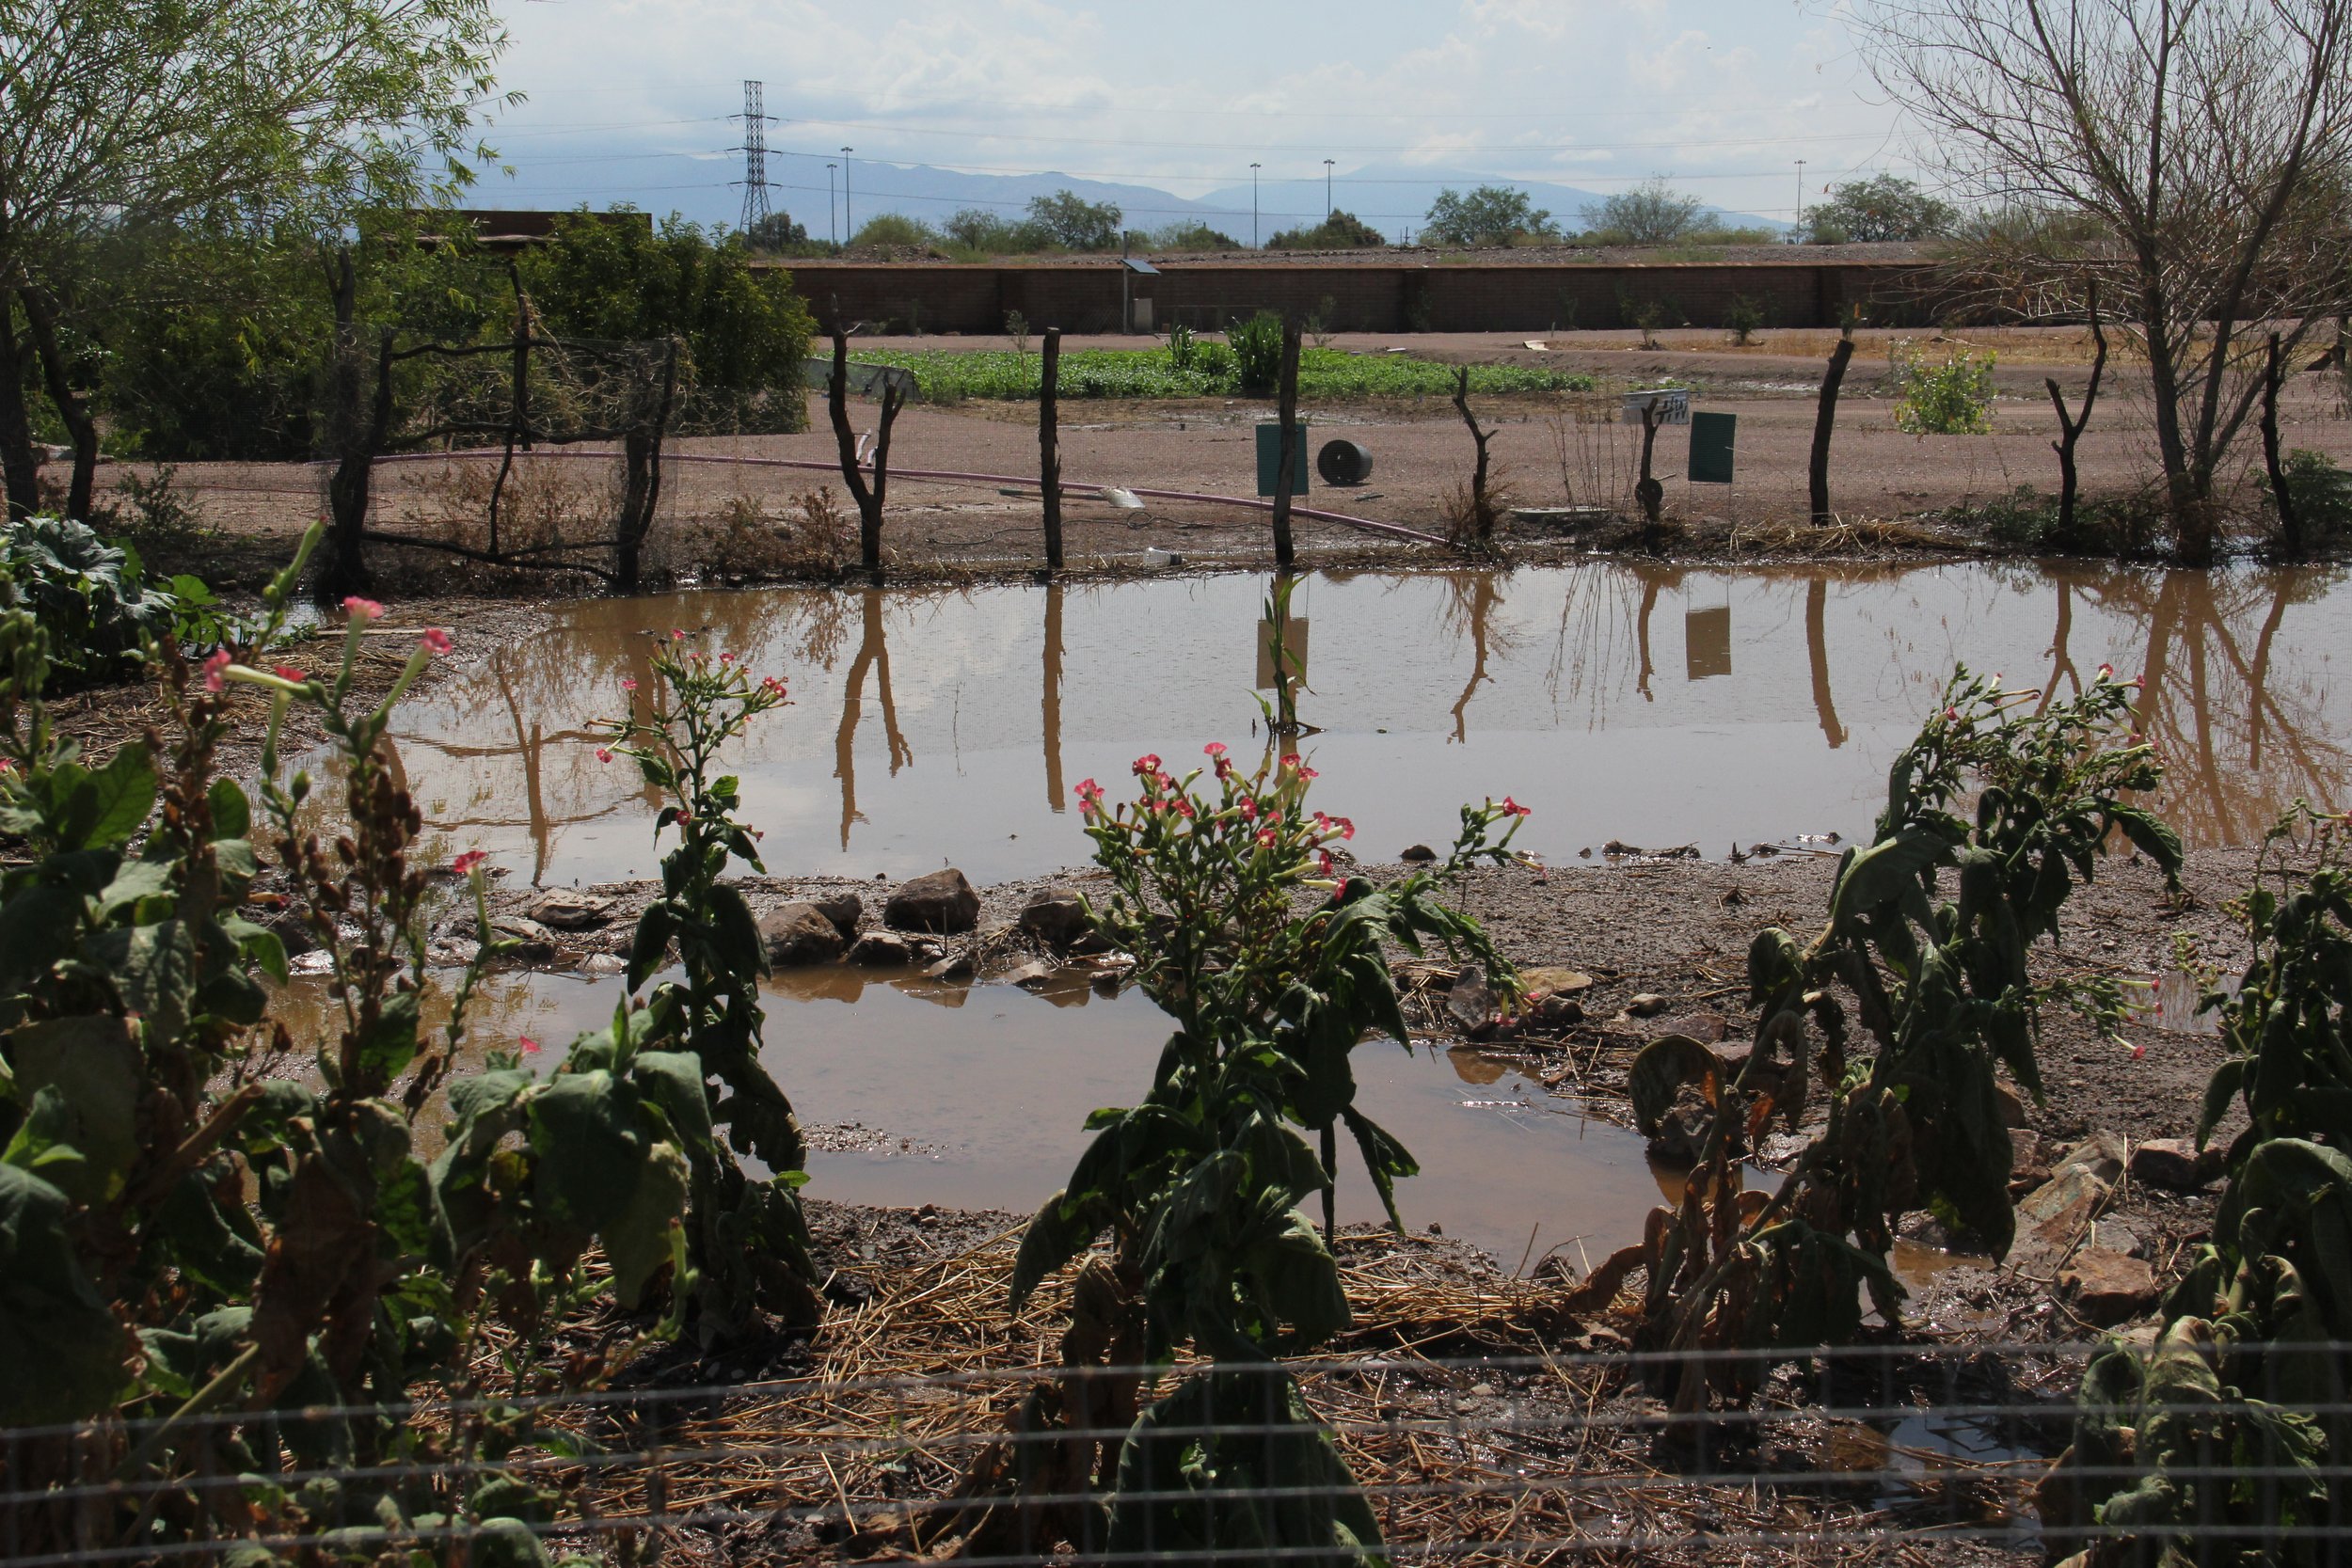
384, 562, 2349, 885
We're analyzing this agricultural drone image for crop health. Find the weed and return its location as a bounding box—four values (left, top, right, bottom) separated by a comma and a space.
1005, 309, 1030, 355
2277, 449, 2352, 546
114, 466, 209, 545
1227, 310, 1288, 395
1724, 295, 1766, 347
1166, 323, 1200, 372
849, 345, 1591, 403
1891, 341, 1997, 435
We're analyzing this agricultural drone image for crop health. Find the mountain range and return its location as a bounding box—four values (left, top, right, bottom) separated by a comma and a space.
487, 143, 1788, 245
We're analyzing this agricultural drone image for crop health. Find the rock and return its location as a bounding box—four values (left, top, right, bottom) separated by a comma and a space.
925, 953, 977, 982
1993, 1080, 2030, 1129
810, 893, 864, 937
1400, 845, 1437, 863
528, 891, 613, 930
884, 869, 981, 934
490, 916, 561, 964
579, 953, 628, 976
1001, 960, 1056, 990
260, 904, 317, 958
2058, 1246, 2158, 1326
1017, 891, 1090, 948
2056, 1132, 2127, 1186
1533, 993, 1585, 1029
760, 902, 847, 967
1626, 993, 1668, 1018
2130, 1136, 2221, 1194
2008, 1164, 2112, 1277
1713, 1040, 1785, 1094
2010, 1129, 2044, 1173
2089, 1220, 2145, 1259
1446, 965, 1499, 1031
847, 931, 914, 966
1518, 967, 1594, 997
1660, 1011, 1727, 1044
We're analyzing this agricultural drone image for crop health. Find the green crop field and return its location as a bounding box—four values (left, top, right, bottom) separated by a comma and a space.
846, 345, 1593, 403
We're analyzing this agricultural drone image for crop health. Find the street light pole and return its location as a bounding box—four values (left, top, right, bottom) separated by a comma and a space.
1251, 163, 1261, 247
826, 163, 837, 246
842, 147, 854, 240
1324, 158, 1335, 219
1793, 159, 1806, 241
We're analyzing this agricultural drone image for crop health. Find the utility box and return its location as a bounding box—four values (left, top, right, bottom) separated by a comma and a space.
1255, 421, 1311, 497
1687, 411, 1738, 484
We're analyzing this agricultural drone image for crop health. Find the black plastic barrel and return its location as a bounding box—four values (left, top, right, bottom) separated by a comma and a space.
1316, 438, 1374, 486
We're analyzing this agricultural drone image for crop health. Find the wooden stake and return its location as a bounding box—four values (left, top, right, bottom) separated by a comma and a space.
2044, 283, 2106, 543
1808, 324, 1856, 527
1272, 319, 1302, 568
2263, 330, 2300, 560
1040, 327, 1063, 571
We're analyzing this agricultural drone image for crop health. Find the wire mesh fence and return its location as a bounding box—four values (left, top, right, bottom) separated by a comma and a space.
8, 1338, 2349, 1567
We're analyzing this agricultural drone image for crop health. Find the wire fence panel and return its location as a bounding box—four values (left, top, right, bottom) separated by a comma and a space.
8, 1340, 2349, 1567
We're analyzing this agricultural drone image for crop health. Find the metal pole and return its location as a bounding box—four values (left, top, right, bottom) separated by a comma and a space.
1794, 160, 1806, 239
1325, 159, 1334, 219
1251, 164, 1261, 247
842, 147, 854, 240
1120, 230, 1131, 335
827, 163, 837, 246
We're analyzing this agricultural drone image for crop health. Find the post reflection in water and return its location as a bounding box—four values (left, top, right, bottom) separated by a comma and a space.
378, 562, 2350, 887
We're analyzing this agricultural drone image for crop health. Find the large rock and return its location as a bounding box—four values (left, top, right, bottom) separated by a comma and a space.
847, 931, 915, 967
2056, 1132, 2127, 1186
529, 891, 613, 930
1518, 967, 1594, 998
1446, 965, 1500, 1031
490, 916, 561, 965
761, 902, 847, 967
810, 893, 864, 937
1018, 891, 1091, 948
2007, 1164, 2112, 1277
1993, 1080, 2030, 1129
2059, 1246, 2158, 1326
2131, 1137, 2221, 1194
884, 869, 981, 934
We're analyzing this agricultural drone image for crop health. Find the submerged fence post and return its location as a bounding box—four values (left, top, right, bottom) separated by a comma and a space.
2045, 284, 2107, 544
1040, 327, 1063, 571
2263, 331, 2301, 560
1808, 322, 1857, 527
1272, 319, 1302, 568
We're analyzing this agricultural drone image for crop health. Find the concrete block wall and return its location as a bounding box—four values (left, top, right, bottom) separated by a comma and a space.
775, 260, 1946, 337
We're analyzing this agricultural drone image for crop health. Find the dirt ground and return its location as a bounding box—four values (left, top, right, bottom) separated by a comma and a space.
85, 325, 2352, 593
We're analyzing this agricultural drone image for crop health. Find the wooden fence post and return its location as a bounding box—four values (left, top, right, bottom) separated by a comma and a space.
1040, 327, 1063, 571
2263, 332, 2301, 561
1809, 324, 1857, 527
828, 327, 906, 583
1272, 320, 1301, 568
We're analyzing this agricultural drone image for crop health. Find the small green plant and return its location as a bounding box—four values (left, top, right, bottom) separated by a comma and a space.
0, 514, 179, 687
2043, 804, 2352, 1562
1629, 298, 1665, 349
1583, 669, 2178, 1409
985, 750, 1530, 1561
600, 637, 820, 1336
1892, 341, 1997, 435
115, 465, 208, 544
1258, 574, 1310, 736
1005, 309, 1030, 355
2279, 448, 2352, 546
1166, 322, 1199, 372
1724, 294, 1766, 347
1227, 309, 1287, 395
1307, 294, 1340, 348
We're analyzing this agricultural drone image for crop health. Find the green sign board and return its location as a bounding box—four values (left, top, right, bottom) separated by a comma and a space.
1256, 421, 1311, 497
1687, 411, 1737, 484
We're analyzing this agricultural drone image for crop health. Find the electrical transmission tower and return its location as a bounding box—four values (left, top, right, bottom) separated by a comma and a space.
735, 80, 772, 234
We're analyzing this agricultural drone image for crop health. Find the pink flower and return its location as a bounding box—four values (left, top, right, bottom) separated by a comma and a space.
342, 595, 385, 622
1215, 758, 1234, 781
273, 665, 306, 683
1133, 753, 1162, 777
596, 748, 614, 763
720, 653, 735, 665
1279, 753, 1302, 771
451, 849, 487, 876
1175, 800, 1196, 819
1256, 828, 1278, 848
1075, 778, 1103, 800
419, 627, 453, 656
2098, 662, 2115, 679
1203, 741, 1228, 758
1336, 816, 1356, 841
201, 650, 231, 693
1944, 707, 1960, 721
760, 675, 787, 696
671, 629, 687, 641
519, 1037, 542, 1055
2130, 1042, 2147, 1061
1263, 808, 1282, 827
622, 678, 638, 691
1240, 798, 1258, 820
1316, 849, 1338, 879
1502, 796, 1533, 818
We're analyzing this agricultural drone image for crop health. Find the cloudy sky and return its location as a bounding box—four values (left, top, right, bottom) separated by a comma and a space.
477, 0, 1917, 228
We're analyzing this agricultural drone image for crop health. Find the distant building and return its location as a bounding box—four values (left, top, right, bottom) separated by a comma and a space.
408, 210, 655, 251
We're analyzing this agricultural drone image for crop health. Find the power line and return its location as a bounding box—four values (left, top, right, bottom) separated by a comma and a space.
733, 81, 772, 233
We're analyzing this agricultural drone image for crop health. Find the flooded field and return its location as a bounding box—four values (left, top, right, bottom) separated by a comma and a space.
387, 561, 2350, 886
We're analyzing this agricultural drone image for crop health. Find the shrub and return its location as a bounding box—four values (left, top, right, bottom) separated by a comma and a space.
114, 465, 208, 545
1226, 309, 1287, 394
1424, 186, 1560, 247
1724, 294, 1766, 346
1800, 175, 1957, 244
2279, 448, 2352, 545
0, 514, 178, 687
1892, 341, 1996, 435
1026, 190, 1123, 252
1578, 178, 1710, 245
997, 748, 1530, 1559
946, 209, 1049, 254
1149, 220, 1243, 252
850, 213, 940, 251
1266, 210, 1386, 249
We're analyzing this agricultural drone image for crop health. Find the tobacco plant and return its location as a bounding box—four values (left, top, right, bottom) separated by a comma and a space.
599, 637, 820, 1336
974, 746, 1527, 1563
2043, 804, 2352, 1564
3, 528, 697, 1563
1585, 668, 2180, 1407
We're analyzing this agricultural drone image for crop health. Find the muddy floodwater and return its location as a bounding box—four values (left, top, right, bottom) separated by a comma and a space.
387, 562, 2348, 885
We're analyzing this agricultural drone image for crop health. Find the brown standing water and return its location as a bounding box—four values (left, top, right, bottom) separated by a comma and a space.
382, 562, 2348, 886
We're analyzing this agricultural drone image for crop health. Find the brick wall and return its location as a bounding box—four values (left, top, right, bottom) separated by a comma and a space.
770, 259, 1947, 336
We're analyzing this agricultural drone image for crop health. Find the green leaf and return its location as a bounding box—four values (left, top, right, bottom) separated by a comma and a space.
207, 778, 251, 840
1830, 823, 1951, 929
528, 1071, 649, 1232
358, 990, 422, 1083
97, 918, 199, 1039
1628, 1034, 1721, 1136
0, 1162, 128, 1424
1341, 1106, 1418, 1233
628, 1051, 715, 1157
1009, 1187, 1099, 1312
602, 1141, 690, 1309
98, 858, 175, 917
4, 1016, 142, 1203
70, 745, 157, 850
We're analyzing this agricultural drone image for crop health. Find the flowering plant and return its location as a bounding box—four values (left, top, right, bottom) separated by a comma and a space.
996, 743, 1528, 1561
597, 636, 818, 1334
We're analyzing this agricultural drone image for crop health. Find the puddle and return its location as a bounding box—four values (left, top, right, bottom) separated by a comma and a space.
382, 562, 2350, 885
309, 965, 1963, 1281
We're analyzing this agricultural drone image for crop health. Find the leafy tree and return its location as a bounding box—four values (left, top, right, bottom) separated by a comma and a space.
944, 208, 1048, 254
1266, 209, 1386, 249
1801, 174, 1957, 243
1422, 185, 1560, 246
1026, 190, 1124, 252
1149, 220, 1244, 251
849, 213, 940, 251
0, 0, 510, 521
1579, 177, 1713, 245
743, 211, 809, 252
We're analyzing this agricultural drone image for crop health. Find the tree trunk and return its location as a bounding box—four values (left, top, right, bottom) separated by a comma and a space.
1809, 331, 1855, 527
2262, 332, 2300, 562
1271, 320, 1301, 569
614, 339, 680, 592
1039, 328, 1063, 572
1635, 403, 1663, 539
318, 249, 379, 601
16, 284, 96, 521
0, 301, 40, 520
1451, 367, 1498, 548
2045, 288, 2107, 544
828, 328, 904, 583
